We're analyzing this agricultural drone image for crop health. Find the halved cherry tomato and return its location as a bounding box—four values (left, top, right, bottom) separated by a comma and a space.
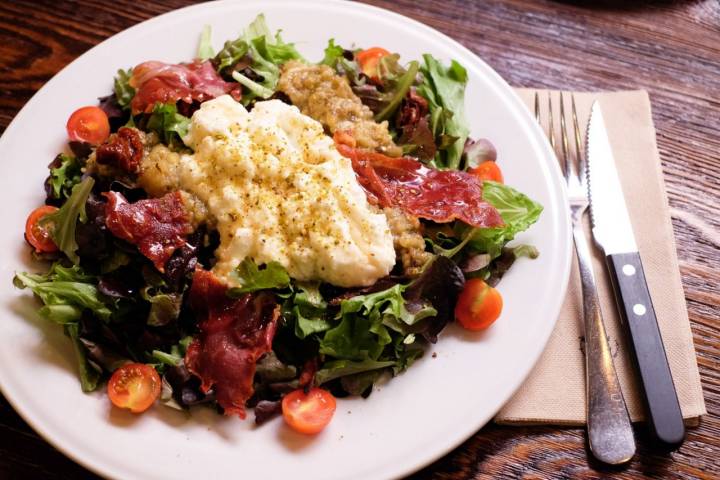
107, 363, 161, 413
468, 161, 504, 184
66, 106, 110, 145
282, 387, 336, 434
25, 205, 59, 253
356, 47, 391, 81
455, 278, 503, 331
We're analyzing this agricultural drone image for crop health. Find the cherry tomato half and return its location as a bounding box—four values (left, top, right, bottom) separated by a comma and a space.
282, 388, 336, 434
66, 106, 110, 145
468, 161, 504, 184
356, 47, 391, 81
107, 363, 161, 413
25, 205, 59, 253
455, 278, 503, 331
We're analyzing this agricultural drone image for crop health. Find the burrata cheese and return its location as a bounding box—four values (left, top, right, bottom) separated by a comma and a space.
138, 95, 395, 287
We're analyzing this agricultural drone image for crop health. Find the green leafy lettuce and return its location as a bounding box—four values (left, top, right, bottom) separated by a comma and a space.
215, 14, 302, 104
227, 258, 290, 296
13, 262, 112, 323
47, 154, 83, 200
417, 54, 470, 170
145, 103, 191, 148
196, 25, 215, 61
374, 57, 419, 122
42, 176, 94, 264
427, 181, 542, 261
113, 68, 135, 109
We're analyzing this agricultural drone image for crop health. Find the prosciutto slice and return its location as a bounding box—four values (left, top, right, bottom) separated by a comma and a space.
104, 191, 192, 272
185, 269, 280, 419
334, 137, 504, 228
129, 60, 241, 114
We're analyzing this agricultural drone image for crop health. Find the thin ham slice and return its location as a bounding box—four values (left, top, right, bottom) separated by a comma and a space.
129, 60, 241, 114
104, 191, 192, 272
334, 136, 504, 228
185, 269, 280, 419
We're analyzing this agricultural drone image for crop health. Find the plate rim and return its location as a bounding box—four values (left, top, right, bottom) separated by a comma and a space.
0, 1, 572, 478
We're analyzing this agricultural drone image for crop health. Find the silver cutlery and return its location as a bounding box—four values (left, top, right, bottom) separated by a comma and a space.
586, 102, 685, 448
534, 92, 636, 465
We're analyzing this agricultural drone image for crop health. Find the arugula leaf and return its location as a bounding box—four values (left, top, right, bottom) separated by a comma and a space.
113, 68, 135, 109
227, 258, 290, 295
66, 323, 101, 392
47, 154, 83, 200
42, 177, 94, 264
196, 25, 215, 61
13, 262, 113, 322
145, 103, 191, 148
417, 54, 469, 170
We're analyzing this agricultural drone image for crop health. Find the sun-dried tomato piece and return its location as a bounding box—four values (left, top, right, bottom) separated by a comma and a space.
95, 127, 144, 173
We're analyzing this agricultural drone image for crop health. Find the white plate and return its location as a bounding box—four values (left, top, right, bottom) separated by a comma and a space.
0, 1, 571, 478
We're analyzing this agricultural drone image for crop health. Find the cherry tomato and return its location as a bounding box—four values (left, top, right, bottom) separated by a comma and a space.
455, 278, 503, 331
25, 205, 59, 253
468, 161, 504, 184
282, 388, 336, 434
356, 47, 391, 81
107, 363, 161, 413
66, 106, 110, 145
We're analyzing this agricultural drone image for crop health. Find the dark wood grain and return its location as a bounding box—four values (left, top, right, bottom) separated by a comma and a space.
1, 0, 718, 478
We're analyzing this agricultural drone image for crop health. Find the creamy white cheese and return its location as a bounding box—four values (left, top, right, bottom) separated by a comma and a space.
139, 95, 395, 287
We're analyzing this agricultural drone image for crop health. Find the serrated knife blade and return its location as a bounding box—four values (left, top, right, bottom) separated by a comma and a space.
586, 102, 685, 448
586, 103, 637, 254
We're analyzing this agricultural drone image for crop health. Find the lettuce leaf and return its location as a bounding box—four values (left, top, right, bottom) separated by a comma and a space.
320, 38, 345, 67
42, 177, 94, 264
13, 262, 112, 323
222, 14, 303, 104
47, 154, 83, 200
315, 358, 395, 385
113, 68, 135, 110
467, 181, 543, 258
374, 59, 419, 122
417, 54, 469, 170
66, 323, 101, 392
227, 258, 290, 295
196, 25, 215, 61
145, 103, 190, 148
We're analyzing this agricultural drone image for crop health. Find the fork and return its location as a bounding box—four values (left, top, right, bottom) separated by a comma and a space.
535, 92, 636, 465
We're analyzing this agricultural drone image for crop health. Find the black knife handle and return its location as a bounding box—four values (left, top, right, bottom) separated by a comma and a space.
606, 252, 685, 448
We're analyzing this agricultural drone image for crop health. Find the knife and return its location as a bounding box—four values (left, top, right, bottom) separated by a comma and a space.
586, 102, 685, 448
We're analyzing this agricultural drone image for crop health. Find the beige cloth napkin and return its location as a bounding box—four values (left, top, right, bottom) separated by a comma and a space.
495, 90, 706, 425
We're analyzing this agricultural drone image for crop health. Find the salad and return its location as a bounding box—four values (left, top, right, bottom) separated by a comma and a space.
13, 15, 542, 434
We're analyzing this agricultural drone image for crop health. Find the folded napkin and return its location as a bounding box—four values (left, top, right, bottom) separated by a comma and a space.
495, 90, 706, 425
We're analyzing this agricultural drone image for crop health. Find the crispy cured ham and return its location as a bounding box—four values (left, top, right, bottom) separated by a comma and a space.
184, 269, 280, 419
104, 191, 192, 272
129, 60, 241, 114
334, 134, 504, 228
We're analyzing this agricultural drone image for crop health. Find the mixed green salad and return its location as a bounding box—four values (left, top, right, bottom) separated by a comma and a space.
14, 14, 542, 433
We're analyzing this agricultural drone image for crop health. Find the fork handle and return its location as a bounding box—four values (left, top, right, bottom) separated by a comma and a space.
572, 222, 636, 464
606, 252, 686, 448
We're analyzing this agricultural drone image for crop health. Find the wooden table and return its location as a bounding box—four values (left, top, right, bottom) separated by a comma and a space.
1, 0, 717, 478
